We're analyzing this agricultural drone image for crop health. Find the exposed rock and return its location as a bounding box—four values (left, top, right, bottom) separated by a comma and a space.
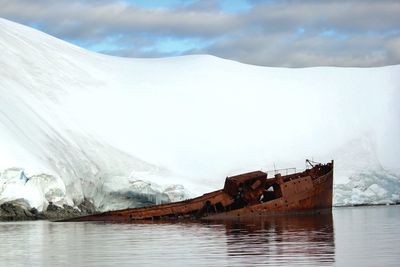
0, 199, 97, 221
0, 200, 39, 221
78, 198, 97, 215
43, 200, 97, 220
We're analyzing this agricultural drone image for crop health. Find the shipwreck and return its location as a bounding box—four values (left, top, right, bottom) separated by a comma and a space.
61, 160, 333, 222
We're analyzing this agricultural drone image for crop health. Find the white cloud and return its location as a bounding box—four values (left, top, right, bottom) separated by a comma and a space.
0, 0, 399, 67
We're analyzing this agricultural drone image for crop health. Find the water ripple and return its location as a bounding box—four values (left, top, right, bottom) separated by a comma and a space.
0, 206, 399, 267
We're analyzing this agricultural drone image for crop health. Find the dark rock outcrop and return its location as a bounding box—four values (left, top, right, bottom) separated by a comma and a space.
0, 199, 97, 221
0, 200, 45, 221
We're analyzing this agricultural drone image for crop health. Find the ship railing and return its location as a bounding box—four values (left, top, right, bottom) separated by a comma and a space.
266, 167, 297, 177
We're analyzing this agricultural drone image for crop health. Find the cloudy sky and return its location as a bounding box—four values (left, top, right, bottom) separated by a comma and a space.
1, 0, 399, 67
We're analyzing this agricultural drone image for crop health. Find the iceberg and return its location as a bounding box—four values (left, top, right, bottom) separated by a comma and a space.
0, 18, 399, 211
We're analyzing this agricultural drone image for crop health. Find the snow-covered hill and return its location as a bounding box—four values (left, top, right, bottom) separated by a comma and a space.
0, 18, 399, 211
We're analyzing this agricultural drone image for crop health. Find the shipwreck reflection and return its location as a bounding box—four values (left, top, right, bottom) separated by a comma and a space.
210, 212, 335, 266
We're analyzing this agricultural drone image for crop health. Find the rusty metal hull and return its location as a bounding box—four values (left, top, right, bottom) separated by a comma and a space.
60, 160, 333, 222
207, 171, 333, 220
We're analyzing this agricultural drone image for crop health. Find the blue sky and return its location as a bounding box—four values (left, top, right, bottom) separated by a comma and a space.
0, 0, 399, 67
125, 0, 251, 13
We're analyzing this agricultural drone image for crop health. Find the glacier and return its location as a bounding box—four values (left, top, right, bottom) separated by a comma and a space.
334, 169, 400, 206
0, 18, 399, 212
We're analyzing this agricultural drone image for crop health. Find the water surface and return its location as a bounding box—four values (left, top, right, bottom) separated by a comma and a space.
0, 206, 399, 266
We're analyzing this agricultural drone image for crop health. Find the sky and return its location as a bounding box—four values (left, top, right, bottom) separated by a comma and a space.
0, 0, 399, 67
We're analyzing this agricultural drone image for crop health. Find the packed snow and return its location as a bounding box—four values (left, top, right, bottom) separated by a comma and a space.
0, 18, 399, 211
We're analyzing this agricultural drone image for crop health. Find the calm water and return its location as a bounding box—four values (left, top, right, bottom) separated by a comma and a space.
0, 206, 399, 267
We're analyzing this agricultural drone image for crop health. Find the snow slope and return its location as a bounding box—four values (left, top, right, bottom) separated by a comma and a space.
0, 18, 399, 210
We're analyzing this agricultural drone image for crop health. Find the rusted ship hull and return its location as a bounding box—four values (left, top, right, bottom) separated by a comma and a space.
60, 160, 333, 222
